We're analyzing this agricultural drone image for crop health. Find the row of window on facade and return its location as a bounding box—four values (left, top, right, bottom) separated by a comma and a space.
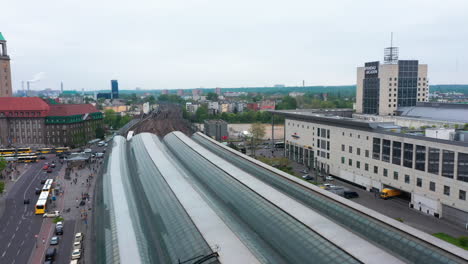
340, 156, 466, 201
371, 138, 468, 182
387, 77, 427, 81
0, 111, 43, 117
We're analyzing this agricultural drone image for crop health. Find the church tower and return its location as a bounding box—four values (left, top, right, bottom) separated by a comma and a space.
0, 32, 13, 97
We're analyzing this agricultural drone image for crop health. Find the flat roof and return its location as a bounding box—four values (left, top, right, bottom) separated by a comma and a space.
398, 103, 468, 123
271, 110, 468, 147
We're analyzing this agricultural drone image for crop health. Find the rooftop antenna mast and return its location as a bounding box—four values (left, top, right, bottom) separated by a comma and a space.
384, 32, 399, 64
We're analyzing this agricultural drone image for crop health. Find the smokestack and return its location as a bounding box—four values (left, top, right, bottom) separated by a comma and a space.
27, 81, 30, 97
61, 81, 63, 93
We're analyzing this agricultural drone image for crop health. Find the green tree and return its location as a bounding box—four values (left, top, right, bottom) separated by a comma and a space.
195, 105, 209, 122
276, 96, 297, 110
144, 95, 156, 104
95, 126, 105, 139
0, 181, 4, 195
249, 122, 266, 157
104, 109, 117, 129
206, 92, 219, 101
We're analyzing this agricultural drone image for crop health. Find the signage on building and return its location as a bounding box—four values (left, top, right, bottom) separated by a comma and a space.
291, 133, 300, 139
364, 61, 379, 78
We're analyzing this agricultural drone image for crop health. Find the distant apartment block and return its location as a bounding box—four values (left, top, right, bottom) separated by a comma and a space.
204, 120, 228, 141
259, 100, 276, 110
177, 89, 184, 96
215, 87, 222, 95
289, 92, 305, 98
192, 89, 202, 96
162, 89, 169, 95
186, 102, 199, 113
111, 80, 119, 99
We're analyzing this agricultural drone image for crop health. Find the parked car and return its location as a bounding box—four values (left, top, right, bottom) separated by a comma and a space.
73, 241, 81, 250
55, 226, 63, 235
50, 236, 59, 245
43, 211, 60, 218
47, 168, 53, 173
50, 163, 56, 168
302, 174, 314, 181
71, 249, 81, 260
325, 176, 334, 181
56, 221, 63, 228
74, 233, 83, 242
344, 191, 359, 199
45, 248, 56, 261
42, 165, 49, 170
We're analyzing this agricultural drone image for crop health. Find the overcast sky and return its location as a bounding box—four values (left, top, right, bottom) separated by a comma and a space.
2, 0, 468, 91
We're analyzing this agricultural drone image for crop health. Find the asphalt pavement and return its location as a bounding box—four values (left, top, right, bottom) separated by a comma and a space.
0, 154, 63, 264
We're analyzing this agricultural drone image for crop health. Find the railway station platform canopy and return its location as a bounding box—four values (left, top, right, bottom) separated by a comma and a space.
93, 132, 468, 264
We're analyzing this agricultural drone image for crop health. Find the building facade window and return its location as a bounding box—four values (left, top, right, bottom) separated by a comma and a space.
404, 174, 410, 184
365, 163, 369, 171
443, 186, 450, 196
365, 150, 369, 158
383, 168, 388, 177
429, 181, 436, 192
349, 146, 352, 153
374, 166, 378, 174
392, 141, 402, 165
442, 150, 455, 178
348, 159, 352, 166
457, 152, 468, 182
372, 138, 381, 160
356, 161, 360, 169
403, 143, 414, 168
382, 139, 391, 162
417, 178, 422, 187
428, 148, 440, 175
341, 144, 345, 151
415, 145, 426, 171
357, 148, 361, 156
393, 171, 398, 180
341, 157, 345, 164
460, 190, 466, 201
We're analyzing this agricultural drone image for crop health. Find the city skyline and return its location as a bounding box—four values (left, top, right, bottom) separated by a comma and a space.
1, 0, 468, 91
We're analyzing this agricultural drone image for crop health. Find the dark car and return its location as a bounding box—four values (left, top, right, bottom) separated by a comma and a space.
35, 188, 42, 195
79, 200, 86, 206
344, 191, 359, 199
47, 168, 53, 173
41, 179, 47, 184
302, 174, 314, 181
50, 163, 56, 168
24, 199, 30, 204
39, 155, 46, 160
55, 226, 63, 235
45, 248, 56, 261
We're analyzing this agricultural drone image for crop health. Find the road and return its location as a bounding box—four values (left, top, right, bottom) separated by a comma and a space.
0, 154, 63, 264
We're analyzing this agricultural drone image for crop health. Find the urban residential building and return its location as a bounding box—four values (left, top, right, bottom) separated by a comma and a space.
204, 120, 228, 141
0, 97, 103, 147
356, 47, 428, 116
274, 109, 468, 227
0, 32, 13, 97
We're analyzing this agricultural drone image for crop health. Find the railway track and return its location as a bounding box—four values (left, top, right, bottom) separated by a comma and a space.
132, 104, 192, 137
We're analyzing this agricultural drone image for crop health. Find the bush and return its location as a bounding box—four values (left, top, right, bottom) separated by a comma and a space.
460, 236, 468, 247
395, 217, 404, 222
0, 181, 4, 194
53, 217, 64, 223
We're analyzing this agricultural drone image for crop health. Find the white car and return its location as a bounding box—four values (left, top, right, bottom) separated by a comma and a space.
56, 221, 63, 227
325, 176, 334, 181
74, 232, 83, 242
71, 249, 81, 260
43, 211, 60, 218
73, 241, 81, 250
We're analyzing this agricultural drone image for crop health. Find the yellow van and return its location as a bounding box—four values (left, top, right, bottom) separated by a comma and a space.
380, 188, 401, 199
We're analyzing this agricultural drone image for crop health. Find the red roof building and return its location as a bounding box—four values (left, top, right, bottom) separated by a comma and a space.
0, 97, 50, 117
0, 97, 103, 147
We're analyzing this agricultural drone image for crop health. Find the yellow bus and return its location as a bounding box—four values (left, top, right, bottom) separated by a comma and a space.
17, 156, 38, 163
16, 147, 32, 154
35, 179, 54, 215
17, 152, 37, 157
54, 147, 70, 153
37, 148, 53, 154
0, 153, 15, 158
35, 191, 49, 214
0, 148, 16, 155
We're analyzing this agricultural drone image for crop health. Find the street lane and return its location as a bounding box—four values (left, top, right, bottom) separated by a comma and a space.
0, 155, 63, 264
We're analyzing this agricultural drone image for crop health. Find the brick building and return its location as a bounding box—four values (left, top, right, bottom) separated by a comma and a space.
0, 97, 103, 147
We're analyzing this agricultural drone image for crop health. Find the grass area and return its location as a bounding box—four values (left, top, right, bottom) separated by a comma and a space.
433, 233, 468, 250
